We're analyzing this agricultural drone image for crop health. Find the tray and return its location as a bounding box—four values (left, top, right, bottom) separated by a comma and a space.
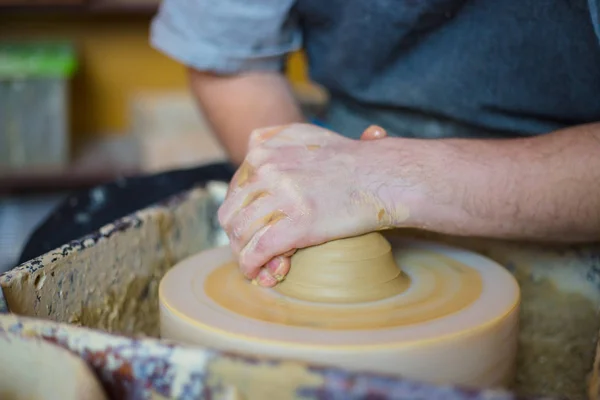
1, 182, 600, 399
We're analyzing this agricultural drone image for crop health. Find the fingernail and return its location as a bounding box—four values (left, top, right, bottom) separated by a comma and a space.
266, 257, 282, 274
256, 268, 277, 287
267, 257, 288, 278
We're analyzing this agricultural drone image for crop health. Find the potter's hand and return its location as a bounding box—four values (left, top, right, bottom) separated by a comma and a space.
218, 123, 410, 286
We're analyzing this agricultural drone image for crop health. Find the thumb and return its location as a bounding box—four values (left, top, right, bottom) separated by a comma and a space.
360, 125, 388, 141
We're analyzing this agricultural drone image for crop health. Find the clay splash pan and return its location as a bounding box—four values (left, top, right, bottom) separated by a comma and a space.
1, 182, 600, 400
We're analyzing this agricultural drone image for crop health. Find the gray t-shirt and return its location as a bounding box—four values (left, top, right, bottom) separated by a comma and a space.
151, 0, 600, 139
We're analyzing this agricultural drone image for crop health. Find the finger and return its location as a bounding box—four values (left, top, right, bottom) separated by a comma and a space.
218, 185, 271, 234
227, 202, 287, 256
360, 125, 388, 141
265, 256, 289, 278
254, 268, 279, 287
238, 218, 304, 279
227, 160, 256, 197
222, 162, 254, 217
282, 249, 297, 257
236, 209, 288, 254
254, 255, 292, 287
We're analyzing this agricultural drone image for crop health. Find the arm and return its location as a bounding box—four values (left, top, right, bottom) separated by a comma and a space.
150, 0, 302, 164
397, 123, 600, 242
188, 69, 304, 165
218, 123, 600, 285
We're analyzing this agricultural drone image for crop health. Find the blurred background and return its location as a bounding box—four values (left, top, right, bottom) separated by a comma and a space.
0, 2, 328, 273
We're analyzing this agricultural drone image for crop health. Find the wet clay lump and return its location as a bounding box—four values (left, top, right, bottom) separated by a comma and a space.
275, 232, 409, 303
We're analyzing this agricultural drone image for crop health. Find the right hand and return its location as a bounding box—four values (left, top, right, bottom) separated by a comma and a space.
218, 124, 415, 286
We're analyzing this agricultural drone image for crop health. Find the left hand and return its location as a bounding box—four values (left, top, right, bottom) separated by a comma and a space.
218, 123, 413, 286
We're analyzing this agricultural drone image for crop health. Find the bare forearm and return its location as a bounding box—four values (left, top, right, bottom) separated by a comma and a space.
394, 123, 600, 242
188, 69, 304, 165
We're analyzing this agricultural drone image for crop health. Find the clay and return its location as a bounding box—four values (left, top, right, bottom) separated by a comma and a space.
206, 358, 324, 400
241, 190, 269, 207
160, 236, 520, 388
275, 233, 408, 303
0, 333, 107, 400
234, 161, 254, 187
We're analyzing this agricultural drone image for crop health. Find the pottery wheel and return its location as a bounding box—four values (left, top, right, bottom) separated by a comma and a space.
159, 233, 520, 389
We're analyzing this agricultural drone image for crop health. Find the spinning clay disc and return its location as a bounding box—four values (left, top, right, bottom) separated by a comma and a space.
159, 233, 520, 389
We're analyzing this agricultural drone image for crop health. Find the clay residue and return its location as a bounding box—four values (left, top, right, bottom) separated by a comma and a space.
234, 161, 255, 188
263, 210, 287, 226
243, 211, 289, 244
253, 125, 289, 143
513, 272, 598, 400
206, 358, 324, 400
242, 190, 269, 207
1, 188, 213, 339
349, 190, 410, 228
75, 273, 166, 336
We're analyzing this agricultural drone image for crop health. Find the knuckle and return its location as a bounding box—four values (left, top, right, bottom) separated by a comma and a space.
231, 211, 252, 240
249, 125, 286, 144
218, 207, 236, 232
252, 234, 273, 256
238, 260, 255, 279
228, 237, 242, 255
249, 128, 261, 138
239, 253, 261, 279
245, 147, 270, 167
217, 205, 228, 228
240, 228, 271, 270
249, 129, 263, 145
249, 127, 267, 142
256, 161, 280, 178
231, 225, 244, 242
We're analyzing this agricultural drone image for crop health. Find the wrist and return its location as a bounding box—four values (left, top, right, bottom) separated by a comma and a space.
366, 137, 478, 233
354, 137, 443, 231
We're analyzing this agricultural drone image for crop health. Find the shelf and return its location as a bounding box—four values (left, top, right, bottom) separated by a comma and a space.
0, 135, 140, 195
0, 169, 138, 195
0, 0, 158, 14
88, 0, 158, 13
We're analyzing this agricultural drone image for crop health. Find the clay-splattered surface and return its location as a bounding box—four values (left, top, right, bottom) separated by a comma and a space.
0, 314, 554, 400
0, 189, 211, 338
0, 288, 8, 314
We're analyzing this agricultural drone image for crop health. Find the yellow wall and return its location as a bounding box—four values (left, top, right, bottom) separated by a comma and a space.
0, 13, 308, 139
